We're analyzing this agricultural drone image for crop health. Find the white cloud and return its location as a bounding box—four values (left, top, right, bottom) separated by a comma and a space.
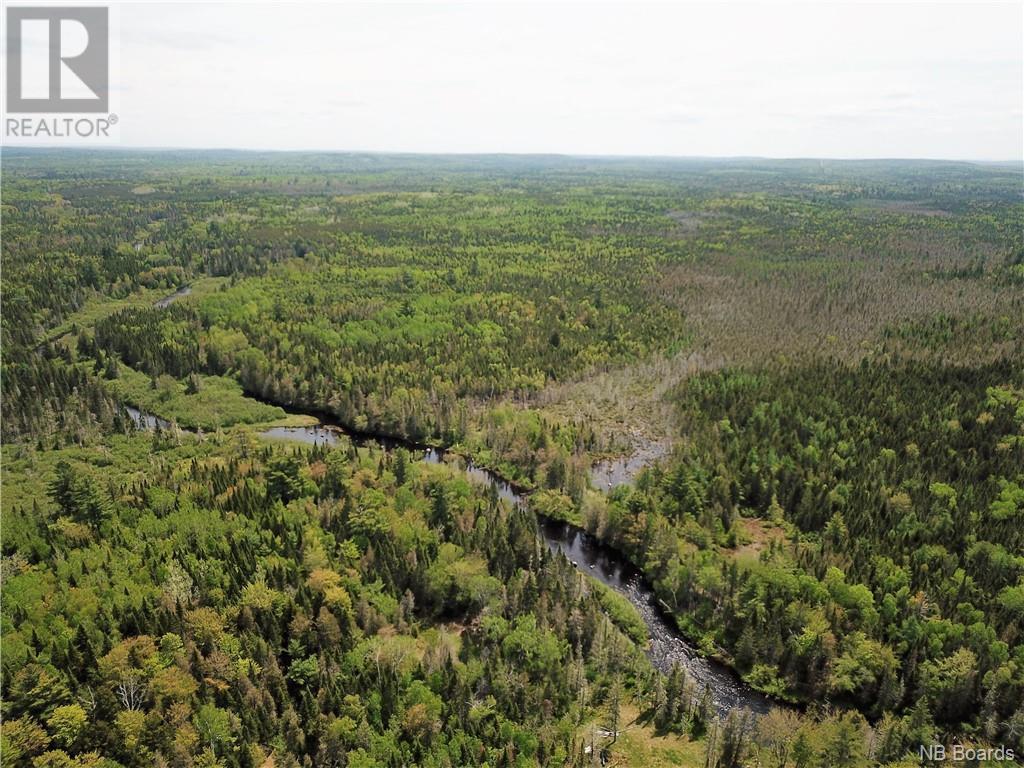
102, 1, 1024, 159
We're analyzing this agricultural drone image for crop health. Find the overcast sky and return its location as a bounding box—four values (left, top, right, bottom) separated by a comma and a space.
10, 1, 1024, 159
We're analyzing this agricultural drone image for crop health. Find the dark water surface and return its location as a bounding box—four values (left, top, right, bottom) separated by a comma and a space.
589, 440, 671, 488
538, 519, 774, 715
124, 399, 777, 714
257, 417, 775, 715
124, 405, 171, 431
154, 285, 192, 308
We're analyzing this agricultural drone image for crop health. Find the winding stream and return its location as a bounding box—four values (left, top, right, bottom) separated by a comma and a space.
135, 287, 777, 716
258, 422, 775, 715
153, 285, 192, 308
126, 416, 777, 716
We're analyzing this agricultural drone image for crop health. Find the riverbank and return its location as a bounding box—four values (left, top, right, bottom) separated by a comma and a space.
230, 397, 787, 716
93, 389, 786, 718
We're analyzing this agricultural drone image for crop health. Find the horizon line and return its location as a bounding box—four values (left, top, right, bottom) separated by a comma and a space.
2, 145, 1022, 166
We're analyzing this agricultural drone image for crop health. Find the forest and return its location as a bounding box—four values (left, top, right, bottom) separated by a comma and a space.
582, 358, 1023, 732
2, 149, 1022, 767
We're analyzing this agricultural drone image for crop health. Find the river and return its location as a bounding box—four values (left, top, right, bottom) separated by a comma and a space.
126, 416, 776, 715
257, 422, 776, 716
138, 287, 777, 716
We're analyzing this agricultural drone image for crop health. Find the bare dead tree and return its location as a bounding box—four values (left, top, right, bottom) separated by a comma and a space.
78, 685, 98, 716
116, 671, 147, 711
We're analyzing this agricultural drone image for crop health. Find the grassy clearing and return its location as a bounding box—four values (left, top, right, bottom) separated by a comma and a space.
108, 364, 284, 430
580, 703, 704, 768
43, 276, 229, 345
43, 286, 172, 345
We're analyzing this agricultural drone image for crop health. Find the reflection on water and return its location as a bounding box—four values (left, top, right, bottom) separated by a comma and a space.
124, 405, 171, 431
154, 285, 192, 308
590, 441, 670, 488
261, 425, 346, 447
259, 420, 773, 714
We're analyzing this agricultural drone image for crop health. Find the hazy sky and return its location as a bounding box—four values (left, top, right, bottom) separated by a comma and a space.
11, 1, 1024, 159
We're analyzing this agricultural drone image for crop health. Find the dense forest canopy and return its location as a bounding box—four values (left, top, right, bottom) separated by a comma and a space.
2, 150, 1022, 767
